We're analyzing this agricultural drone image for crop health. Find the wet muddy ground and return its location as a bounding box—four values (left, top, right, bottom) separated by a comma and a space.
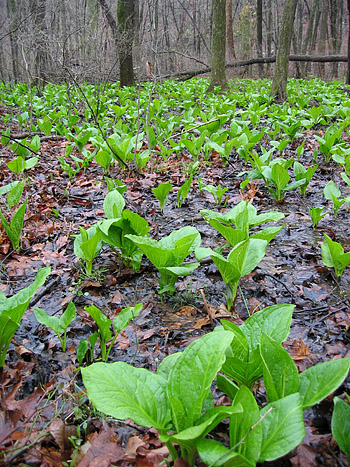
0, 114, 349, 466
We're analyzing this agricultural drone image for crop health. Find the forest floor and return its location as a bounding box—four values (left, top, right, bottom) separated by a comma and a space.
0, 105, 349, 467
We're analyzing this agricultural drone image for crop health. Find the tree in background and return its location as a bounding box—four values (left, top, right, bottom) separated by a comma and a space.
270, 0, 298, 101
208, 0, 227, 92
98, 0, 135, 87
117, 0, 135, 86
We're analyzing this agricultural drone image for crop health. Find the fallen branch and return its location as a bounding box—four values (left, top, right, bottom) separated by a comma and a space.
161, 54, 349, 80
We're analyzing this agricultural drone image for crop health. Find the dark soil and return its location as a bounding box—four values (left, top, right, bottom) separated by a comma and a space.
0, 109, 349, 466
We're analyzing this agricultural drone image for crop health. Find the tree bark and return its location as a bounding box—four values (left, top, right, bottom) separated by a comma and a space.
226, 0, 236, 62
270, 0, 298, 101
117, 0, 135, 86
347, 0, 350, 84
256, 0, 263, 77
208, 0, 227, 92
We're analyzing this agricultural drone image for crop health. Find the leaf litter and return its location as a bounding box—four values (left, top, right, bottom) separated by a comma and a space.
0, 105, 349, 466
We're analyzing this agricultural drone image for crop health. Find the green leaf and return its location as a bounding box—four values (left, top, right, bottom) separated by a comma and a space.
260, 333, 299, 403
7, 180, 25, 208
240, 304, 294, 350
0, 199, 28, 250
152, 181, 172, 213
34, 307, 64, 334
299, 358, 350, 409
113, 303, 142, 333
164, 404, 243, 447
103, 190, 125, 218
60, 301, 76, 329
321, 234, 350, 279
0, 266, 51, 367
332, 397, 350, 458
230, 385, 262, 463
84, 305, 112, 344
324, 180, 341, 200
8, 156, 25, 173
167, 330, 234, 431
197, 438, 254, 467
259, 393, 305, 462
82, 362, 171, 430
216, 374, 239, 400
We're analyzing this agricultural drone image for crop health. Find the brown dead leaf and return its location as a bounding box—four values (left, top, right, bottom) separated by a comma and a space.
124, 436, 145, 461
76, 421, 124, 467
291, 339, 310, 361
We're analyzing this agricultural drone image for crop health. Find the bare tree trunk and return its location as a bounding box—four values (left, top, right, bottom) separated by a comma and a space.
257, 0, 263, 77
6, 0, 19, 82
270, 0, 298, 101
226, 0, 236, 62
330, 0, 343, 77
29, 0, 49, 88
266, 0, 273, 75
300, 0, 319, 75
307, 8, 321, 74
208, 0, 227, 91
317, 0, 328, 77
117, 0, 135, 86
347, 0, 350, 84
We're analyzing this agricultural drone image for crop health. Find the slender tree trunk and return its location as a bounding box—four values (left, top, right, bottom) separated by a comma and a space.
226, 0, 236, 62
208, 0, 227, 91
257, 0, 263, 77
266, 0, 273, 75
347, 0, 350, 84
317, 0, 328, 77
117, 0, 135, 86
6, 0, 19, 82
270, 0, 298, 101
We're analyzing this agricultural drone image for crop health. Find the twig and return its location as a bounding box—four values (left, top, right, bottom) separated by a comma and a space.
0, 132, 40, 156
164, 117, 221, 143
29, 276, 60, 307
61, 65, 128, 169
200, 288, 212, 322
259, 272, 295, 299
208, 407, 274, 467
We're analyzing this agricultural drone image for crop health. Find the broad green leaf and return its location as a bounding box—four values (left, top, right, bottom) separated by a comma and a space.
221, 320, 249, 361
321, 234, 350, 279
60, 301, 76, 329
157, 352, 182, 380
260, 333, 299, 402
163, 405, 243, 448
299, 358, 350, 409
0, 266, 51, 367
152, 181, 172, 213
7, 181, 24, 208
25, 157, 39, 169
167, 330, 234, 431
197, 438, 254, 467
259, 393, 305, 462
82, 362, 171, 430
240, 304, 294, 350
8, 156, 25, 173
331, 397, 350, 458
103, 190, 125, 218
228, 238, 267, 277
251, 225, 285, 243
34, 307, 64, 334
271, 163, 290, 190
9, 199, 28, 249
0, 181, 19, 196
0, 315, 20, 367
84, 305, 112, 343
230, 385, 262, 463
324, 180, 341, 200
221, 347, 263, 388
216, 374, 239, 400
113, 303, 142, 333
